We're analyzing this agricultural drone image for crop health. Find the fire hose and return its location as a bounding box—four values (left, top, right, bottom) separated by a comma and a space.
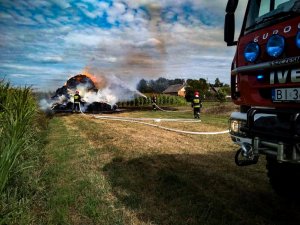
93, 116, 229, 135
154, 103, 191, 113
93, 115, 201, 123
78, 103, 229, 135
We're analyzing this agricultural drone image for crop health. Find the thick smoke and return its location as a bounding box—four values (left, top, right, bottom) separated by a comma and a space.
40, 71, 146, 112
82, 73, 146, 105
39, 3, 165, 112
86, 2, 167, 81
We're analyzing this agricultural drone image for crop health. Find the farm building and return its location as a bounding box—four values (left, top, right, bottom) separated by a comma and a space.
162, 84, 186, 97
208, 85, 220, 95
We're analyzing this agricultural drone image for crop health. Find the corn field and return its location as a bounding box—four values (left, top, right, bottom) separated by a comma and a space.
0, 80, 38, 193
117, 95, 187, 108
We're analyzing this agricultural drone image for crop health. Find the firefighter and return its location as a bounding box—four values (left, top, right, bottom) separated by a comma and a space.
151, 94, 157, 111
73, 90, 81, 112
191, 91, 202, 119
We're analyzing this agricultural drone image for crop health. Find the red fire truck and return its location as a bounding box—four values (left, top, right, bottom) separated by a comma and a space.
225, 0, 300, 196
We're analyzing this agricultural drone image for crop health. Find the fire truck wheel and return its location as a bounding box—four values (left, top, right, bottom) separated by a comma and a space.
266, 156, 300, 199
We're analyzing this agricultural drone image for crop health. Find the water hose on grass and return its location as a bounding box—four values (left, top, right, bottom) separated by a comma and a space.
154, 103, 191, 113
78, 103, 229, 135
93, 116, 229, 135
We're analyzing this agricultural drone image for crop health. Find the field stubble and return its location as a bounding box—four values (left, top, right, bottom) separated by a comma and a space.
33, 104, 300, 225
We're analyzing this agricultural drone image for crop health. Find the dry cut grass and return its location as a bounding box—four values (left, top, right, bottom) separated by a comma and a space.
30, 108, 300, 225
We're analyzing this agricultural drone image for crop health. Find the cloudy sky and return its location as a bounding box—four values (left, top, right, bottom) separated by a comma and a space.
0, 0, 246, 90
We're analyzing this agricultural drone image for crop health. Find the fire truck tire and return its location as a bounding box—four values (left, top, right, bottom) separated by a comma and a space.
266, 156, 300, 198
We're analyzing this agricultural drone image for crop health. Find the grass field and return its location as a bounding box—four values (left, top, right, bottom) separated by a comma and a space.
11, 103, 300, 225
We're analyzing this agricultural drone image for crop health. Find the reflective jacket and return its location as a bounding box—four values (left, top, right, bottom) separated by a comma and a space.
192, 97, 202, 108
74, 94, 81, 103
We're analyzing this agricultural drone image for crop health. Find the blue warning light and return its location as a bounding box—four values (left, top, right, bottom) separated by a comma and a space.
257, 75, 264, 80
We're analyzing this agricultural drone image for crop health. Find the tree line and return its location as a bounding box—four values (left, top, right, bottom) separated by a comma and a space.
137, 77, 185, 93
136, 77, 230, 102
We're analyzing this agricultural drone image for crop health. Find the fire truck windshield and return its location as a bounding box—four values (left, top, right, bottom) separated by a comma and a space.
244, 0, 300, 33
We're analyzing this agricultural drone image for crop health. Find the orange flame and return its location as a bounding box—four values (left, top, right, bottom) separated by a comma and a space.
82, 66, 98, 84
81, 66, 107, 89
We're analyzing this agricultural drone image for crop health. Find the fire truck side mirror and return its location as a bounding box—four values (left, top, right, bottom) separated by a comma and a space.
224, 13, 237, 46
226, 0, 239, 13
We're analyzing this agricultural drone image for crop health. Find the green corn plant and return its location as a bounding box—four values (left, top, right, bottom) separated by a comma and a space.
0, 81, 37, 193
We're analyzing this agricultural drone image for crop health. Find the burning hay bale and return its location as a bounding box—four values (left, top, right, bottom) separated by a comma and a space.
43, 73, 143, 113
50, 74, 117, 113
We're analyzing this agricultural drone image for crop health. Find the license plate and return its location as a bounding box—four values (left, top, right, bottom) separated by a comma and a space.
272, 88, 300, 102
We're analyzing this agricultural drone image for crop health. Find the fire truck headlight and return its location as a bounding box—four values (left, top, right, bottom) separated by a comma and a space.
229, 119, 247, 137
296, 31, 300, 49
230, 120, 239, 133
266, 34, 285, 57
244, 42, 260, 62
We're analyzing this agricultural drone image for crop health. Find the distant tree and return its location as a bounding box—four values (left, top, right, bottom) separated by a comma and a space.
220, 86, 231, 95
184, 86, 195, 102
148, 80, 156, 93
199, 78, 209, 93
137, 79, 156, 93
214, 78, 224, 87
169, 79, 185, 85
216, 89, 227, 102
154, 77, 169, 93
139, 77, 184, 93
137, 79, 148, 93
185, 79, 209, 102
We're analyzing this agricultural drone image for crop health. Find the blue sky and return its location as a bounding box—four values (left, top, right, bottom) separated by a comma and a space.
0, 0, 246, 90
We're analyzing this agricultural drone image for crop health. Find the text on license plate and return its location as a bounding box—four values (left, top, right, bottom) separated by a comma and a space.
272, 88, 300, 102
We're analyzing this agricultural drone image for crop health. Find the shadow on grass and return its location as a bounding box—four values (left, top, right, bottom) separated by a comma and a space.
103, 153, 300, 225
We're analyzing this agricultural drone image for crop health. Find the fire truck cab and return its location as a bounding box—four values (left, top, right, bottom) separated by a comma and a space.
225, 0, 300, 197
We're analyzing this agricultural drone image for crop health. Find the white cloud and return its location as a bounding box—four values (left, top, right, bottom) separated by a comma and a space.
27, 54, 64, 63
51, 0, 71, 9
41, 56, 64, 63
7, 9, 37, 25
112, 2, 127, 14
64, 31, 102, 46
10, 74, 31, 78
76, 1, 109, 19
34, 15, 46, 24
82, 8, 103, 19
107, 2, 127, 23
0, 12, 13, 20
0, 0, 243, 88
135, 38, 162, 48
120, 10, 135, 23
1, 63, 61, 73
47, 18, 64, 26
97, 2, 110, 10
103, 56, 118, 62
19, 9, 33, 18
26, 1, 52, 9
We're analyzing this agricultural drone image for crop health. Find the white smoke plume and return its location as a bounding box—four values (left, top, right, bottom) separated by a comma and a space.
40, 71, 146, 112
82, 74, 146, 105
40, 3, 164, 112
